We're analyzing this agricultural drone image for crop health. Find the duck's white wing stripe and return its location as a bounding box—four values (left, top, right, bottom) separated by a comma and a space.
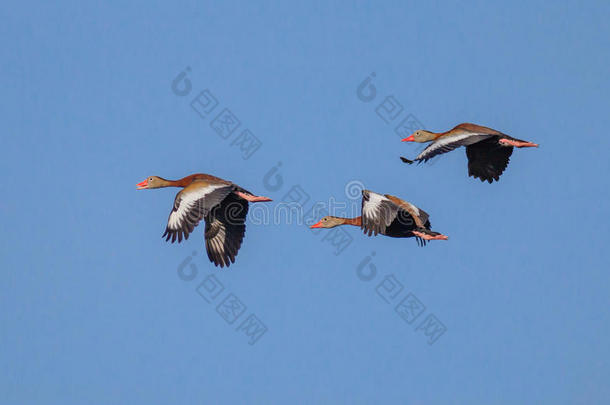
416, 133, 488, 161
167, 184, 231, 230
362, 191, 396, 227
362, 192, 386, 219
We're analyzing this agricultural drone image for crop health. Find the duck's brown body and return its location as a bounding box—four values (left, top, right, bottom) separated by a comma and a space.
137, 173, 272, 268
401, 123, 538, 183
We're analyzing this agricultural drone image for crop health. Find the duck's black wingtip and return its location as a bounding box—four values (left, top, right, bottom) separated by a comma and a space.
400, 156, 414, 165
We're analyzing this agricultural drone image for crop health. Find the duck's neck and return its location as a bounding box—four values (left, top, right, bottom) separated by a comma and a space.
162, 175, 198, 188
337, 216, 362, 227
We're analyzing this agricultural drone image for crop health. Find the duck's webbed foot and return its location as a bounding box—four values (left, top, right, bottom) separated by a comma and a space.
412, 230, 449, 241
235, 191, 272, 202
498, 139, 539, 148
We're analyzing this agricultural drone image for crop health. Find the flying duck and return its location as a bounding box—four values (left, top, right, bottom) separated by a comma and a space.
311, 190, 448, 246
136, 173, 272, 267
401, 123, 538, 183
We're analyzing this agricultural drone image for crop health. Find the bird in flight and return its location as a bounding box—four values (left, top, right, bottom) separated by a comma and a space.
137, 173, 272, 267
401, 123, 538, 183
311, 189, 448, 246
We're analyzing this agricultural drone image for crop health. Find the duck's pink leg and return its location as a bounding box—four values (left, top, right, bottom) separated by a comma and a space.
412, 230, 449, 241
499, 139, 539, 148
235, 191, 273, 202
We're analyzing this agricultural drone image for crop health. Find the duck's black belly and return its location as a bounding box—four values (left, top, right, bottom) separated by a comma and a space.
382, 212, 417, 238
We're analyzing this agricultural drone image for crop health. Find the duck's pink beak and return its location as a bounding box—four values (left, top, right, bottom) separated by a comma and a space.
136, 179, 148, 190
310, 220, 323, 229
402, 135, 415, 142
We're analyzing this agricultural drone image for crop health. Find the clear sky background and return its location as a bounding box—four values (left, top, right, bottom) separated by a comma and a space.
2, 1, 609, 404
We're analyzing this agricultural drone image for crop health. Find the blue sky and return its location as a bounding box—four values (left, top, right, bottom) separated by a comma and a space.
1, 1, 609, 404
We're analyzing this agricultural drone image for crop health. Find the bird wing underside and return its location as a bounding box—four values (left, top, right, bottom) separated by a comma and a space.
361, 190, 399, 236
204, 193, 249, 268
163, 183, 235, 243
466, 137, 513, 183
